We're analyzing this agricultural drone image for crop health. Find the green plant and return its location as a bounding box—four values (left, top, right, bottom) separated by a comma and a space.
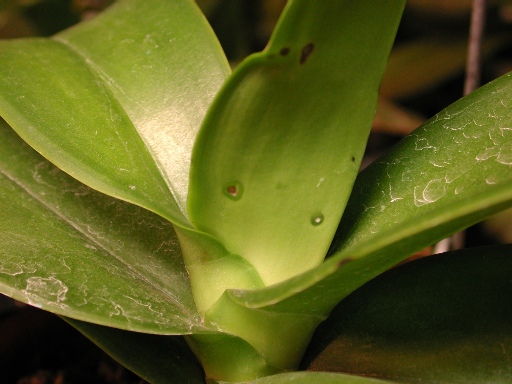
0, 0, 511, 383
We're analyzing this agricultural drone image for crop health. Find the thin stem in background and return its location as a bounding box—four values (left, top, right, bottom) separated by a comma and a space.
464, 0, 487, 95
437, 0, 487, 253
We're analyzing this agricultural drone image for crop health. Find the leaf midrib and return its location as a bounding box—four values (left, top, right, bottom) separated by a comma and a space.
52, 35, 191, 227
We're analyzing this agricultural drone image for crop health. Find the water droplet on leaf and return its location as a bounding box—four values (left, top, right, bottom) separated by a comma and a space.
311, 214, 324, 226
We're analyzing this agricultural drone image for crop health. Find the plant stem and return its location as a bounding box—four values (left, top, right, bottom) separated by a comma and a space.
464, 0, 487, 95
445, 0, 487, 252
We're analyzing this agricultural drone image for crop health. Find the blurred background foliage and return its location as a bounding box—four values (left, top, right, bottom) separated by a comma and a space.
0, 0, 511, 242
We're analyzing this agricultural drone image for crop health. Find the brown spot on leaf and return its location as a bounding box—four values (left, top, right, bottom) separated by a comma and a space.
280, 47, 290, 56
337, 258, 354, 269
300, 42, 315, 64
226, 185, 238, 196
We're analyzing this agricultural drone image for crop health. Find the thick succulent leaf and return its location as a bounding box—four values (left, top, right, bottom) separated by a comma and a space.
188, 294, 326, 377
188, 0, 405, 286
303, 245, 512, 384
65, 318, 206, 384
0, 0, 230, 226
175, 226, 265, 316
0, 119, 212, 334
225, 71, 512, 314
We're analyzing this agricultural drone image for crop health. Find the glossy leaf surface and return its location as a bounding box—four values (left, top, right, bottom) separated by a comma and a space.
0, 119, 210, 334
56, 0, 230, 214
225, 71, 512, 314
188, 0, 405, 286
0, 0, 230, 226
304, 245, 512, 384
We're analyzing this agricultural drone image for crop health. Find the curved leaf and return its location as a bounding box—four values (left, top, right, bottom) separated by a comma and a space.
56, 0, 230, 214
0, 0, 230, 226
303, 245, 512, 384
225, 70, 512, 314
66, 318, 206, 384
0, 119, 211, 334
188, 0, 405, 286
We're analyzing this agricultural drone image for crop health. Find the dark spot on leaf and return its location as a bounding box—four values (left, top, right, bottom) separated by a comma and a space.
280, 47, 290, 56
300, 42, 315, 64
226, 185, 238, 196
224, 182, 243, 200
351, 156, 356, 162
337, 258, 353, 269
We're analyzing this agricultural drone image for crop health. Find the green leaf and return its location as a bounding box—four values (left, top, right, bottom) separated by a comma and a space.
0, 0, 230, 226
225, 70, 512, 314
65, 318, 206, 384
303, 245, 512, 384
188, 0, 405, 286
0, 118, 211, 334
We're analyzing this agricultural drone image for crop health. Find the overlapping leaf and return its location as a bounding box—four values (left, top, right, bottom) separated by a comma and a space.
0, 118, 211, 334
0, 0, 230, 226
63, 246, 512, 383
0, 1, 511, 383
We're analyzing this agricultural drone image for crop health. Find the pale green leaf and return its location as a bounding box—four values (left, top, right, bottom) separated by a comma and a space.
56, 0, 230, 214
0, 0, 230, 227
188, 0, 405, 286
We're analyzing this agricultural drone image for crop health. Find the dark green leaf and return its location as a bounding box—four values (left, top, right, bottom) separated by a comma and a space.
303, 245, 512, 384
